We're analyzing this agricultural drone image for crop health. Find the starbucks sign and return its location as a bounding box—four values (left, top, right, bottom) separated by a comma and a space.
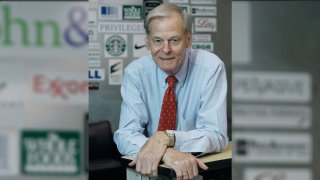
105, 34, 127, 57
21, 130, 80, 175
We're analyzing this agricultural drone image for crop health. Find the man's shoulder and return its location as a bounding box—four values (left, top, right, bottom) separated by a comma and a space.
189, 49, 223, 69
125, 55, 155, 72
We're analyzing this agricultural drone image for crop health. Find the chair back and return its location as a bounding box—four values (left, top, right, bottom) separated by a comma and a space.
89, 121, 113, 160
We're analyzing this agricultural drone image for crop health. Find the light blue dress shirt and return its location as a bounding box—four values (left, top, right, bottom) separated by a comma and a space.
114, 48, 228, 156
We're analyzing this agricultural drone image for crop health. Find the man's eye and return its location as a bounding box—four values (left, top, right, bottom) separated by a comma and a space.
170, 39, 179, 45
152, 39, 163, 46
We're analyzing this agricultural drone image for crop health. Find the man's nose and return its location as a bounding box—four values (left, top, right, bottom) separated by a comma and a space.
161, 41, 171, 53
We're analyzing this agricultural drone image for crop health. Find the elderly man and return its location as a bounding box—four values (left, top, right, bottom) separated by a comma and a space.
114, 3, 228, 180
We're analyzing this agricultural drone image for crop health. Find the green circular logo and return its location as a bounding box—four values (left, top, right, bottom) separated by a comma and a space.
105, 35, 126, 56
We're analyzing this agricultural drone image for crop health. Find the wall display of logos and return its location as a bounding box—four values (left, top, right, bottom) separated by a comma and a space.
88, 0, 227, 139
0, 2, 88, 179
232, 71, 313, 179
233, 69, 314, 179
21, 130, 80, 175
231, 2, 318, 180
90, 0, 220, 87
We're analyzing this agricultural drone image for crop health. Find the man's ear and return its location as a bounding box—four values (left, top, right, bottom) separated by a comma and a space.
145, 36, 151, 50
186, 32, 192, 48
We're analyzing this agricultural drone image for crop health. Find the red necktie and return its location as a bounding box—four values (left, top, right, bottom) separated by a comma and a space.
158, 75, 177, 131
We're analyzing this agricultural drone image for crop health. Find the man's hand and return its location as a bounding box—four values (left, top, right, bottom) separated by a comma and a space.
128, 131, 169, 177
162, 148, 208, 180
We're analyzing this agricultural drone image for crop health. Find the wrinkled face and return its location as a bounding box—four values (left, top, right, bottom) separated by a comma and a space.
147, 12, 192, 75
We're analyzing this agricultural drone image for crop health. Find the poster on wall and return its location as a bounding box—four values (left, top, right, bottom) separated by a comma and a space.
21, 130, 81, 175
108, 59, 123, 85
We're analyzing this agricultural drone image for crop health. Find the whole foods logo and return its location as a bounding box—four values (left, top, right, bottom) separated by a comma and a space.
21, 131, 80, 175
105, 35, 126, 57
123, 5, 142, 20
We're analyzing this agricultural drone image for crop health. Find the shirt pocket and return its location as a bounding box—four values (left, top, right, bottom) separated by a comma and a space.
181, 106, 197, 130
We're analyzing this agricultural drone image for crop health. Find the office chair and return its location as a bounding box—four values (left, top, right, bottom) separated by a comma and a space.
88, 120, 125, 180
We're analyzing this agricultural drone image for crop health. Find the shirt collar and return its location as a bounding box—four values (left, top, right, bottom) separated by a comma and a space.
160, 48, 190, 88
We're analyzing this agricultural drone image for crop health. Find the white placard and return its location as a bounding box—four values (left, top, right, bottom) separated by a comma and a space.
89, 43, 101, 59
30, 72, 88, 105
109, 59, 123, 85
104, 34, 128, 58
192, 34, 212, 42
89, 68, 105, 81
191, 6, 217, 16
194, 17, 217, 32
234, 132, 312, 164
232, 1, 252, 64
0, 62, 26, 127
98, 4, 122, 20
169, 0, 189, 3
88, 60, 101, 68
88, 6, 97, 27
98, 22, 145, 33
244, 168, 312, 180
0, 131, 19, 175
190, 0, 216, 5
233, 71, 312, 103
192, 42, 214, 52
233, 104, 311, 129
178, 4, 190, 14
133, 34, 151, 58
88, 27, 97, 42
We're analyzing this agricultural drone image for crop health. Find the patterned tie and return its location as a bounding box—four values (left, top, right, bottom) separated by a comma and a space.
158, 75, 177, 131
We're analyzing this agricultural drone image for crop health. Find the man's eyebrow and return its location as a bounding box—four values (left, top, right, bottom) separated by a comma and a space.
151, 35, 180, 39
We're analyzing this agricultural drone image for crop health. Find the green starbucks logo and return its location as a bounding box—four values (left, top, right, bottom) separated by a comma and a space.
105, 35, 126, 57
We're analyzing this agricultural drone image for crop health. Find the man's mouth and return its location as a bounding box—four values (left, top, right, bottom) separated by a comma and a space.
160, 57, 174, 60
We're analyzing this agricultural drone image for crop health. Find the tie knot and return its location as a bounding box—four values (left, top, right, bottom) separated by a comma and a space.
166, 75, 176, 87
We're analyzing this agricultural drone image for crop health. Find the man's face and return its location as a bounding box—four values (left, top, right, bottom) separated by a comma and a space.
147, 12, 191, 75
